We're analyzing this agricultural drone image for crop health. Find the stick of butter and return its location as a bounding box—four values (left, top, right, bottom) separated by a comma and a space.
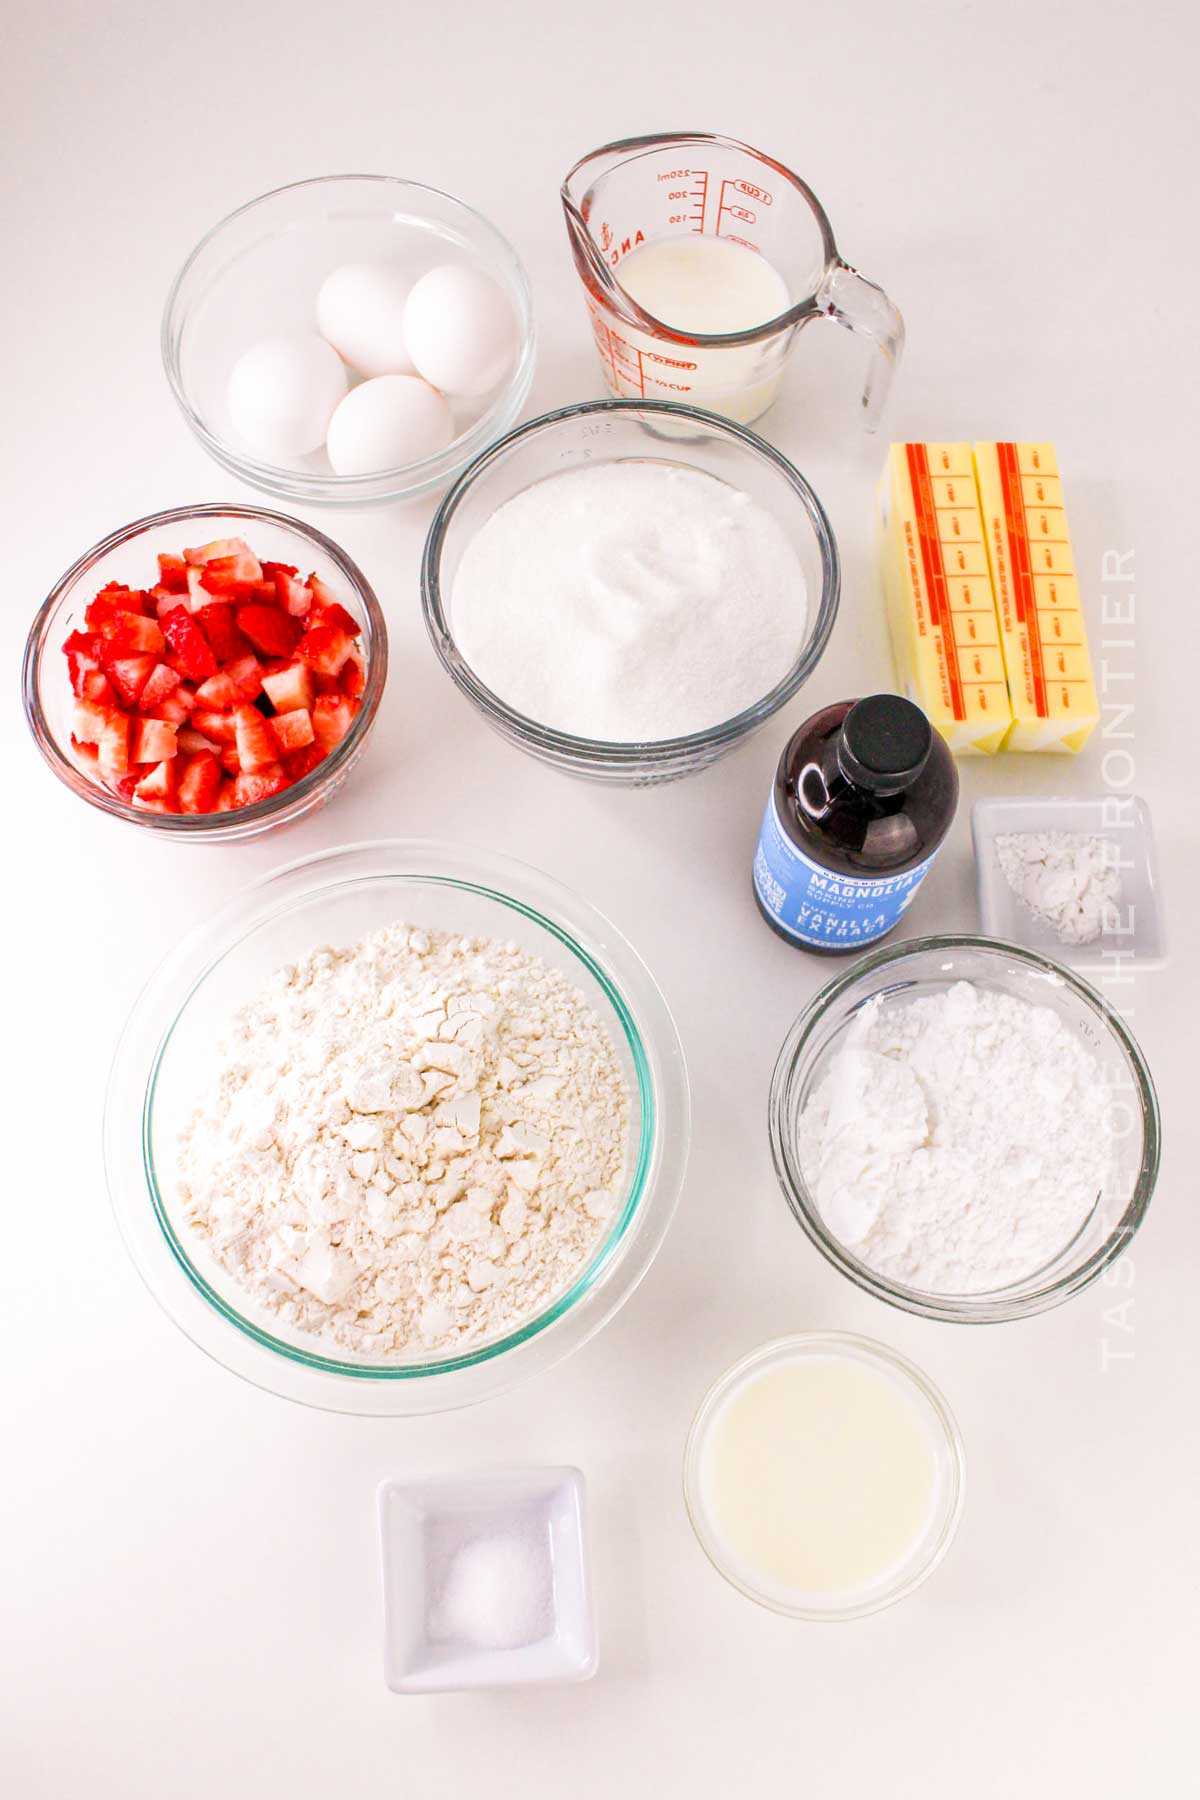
972, 442, 1099, 752
879, 442, 1012, 753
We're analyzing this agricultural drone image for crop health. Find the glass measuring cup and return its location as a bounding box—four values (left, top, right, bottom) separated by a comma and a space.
561, 132, 904, 429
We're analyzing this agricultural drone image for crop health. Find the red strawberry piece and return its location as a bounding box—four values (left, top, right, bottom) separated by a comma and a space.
198, 553, 264, 596
130, 717, 178, 764
296, 625, 354, 676
269, 708, 314, 753
153, 584, 185, 618
223, 653, 263, 701
230, 764, 290, 808
191, 708, 239, 744
215, 779, 238, 812
260, 662, 314, 714
233, 703, 279, 773
101, 653, 158, 708
97, 712, 131, 781
132, 759, 179, 812
273, 570, 314, 617
177, 750, 222, 814
194, 603, 252, 663
145, 693, 193, 725
193, 671, 243, 711
63, 628, 103, 693
160, 607, 217, 682
101, 611, 166, 655
307, 597, 360, 637
113, 771, 138, 797
71, 697, 111, 746
177, 725, 220, 754
220, 743, 242, 775
311, 671, 342, 696
312, 693, 356, 752
261, 561, 298, 579
235, 603, 302, 658
156, 553, 189, 594
186, 566, 210, 610
85, 590, 137, 632
80, 668, 115, 705
138, 662, 182, 712
282, 742, 325, 782
184, 537, 254, 567
339, 655, 366, 699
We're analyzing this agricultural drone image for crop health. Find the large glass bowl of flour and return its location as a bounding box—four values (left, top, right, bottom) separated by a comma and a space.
104, 841, 690, 1414
421, 399, 839, 784
768, 936, 1160, 1324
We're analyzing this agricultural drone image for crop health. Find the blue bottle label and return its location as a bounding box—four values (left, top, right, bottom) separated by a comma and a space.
753, 793, 938, 949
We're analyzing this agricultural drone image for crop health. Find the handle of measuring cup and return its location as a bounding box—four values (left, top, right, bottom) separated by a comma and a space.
817, 259, 905, 432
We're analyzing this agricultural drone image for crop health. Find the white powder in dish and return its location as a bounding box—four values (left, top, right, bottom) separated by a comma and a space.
177, 924, 630, 1358
450, 461, 807, 742
995, 830, 1122, 945
797, 981, 1115, 1295
430, 1529, 552, 1651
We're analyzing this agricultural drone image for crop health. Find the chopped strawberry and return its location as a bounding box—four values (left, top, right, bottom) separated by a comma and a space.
260, 662, 314, 714
63, 629, 103, 693
296, 625, 354, 677
230, 764, 289, 808
191, 708, 239, 744
273, 569, 314, 616
193, 671, 244, 711
186, 566, 210, 611
307, 597, 360, 636
100, 611, 165, 655
177, 750, 222, 814
80, 668, 115, 705
282, 743, 325, 782
198, 551, 265, 595
130, 717, 178, 764
156, 553, 189, 594
312, 671, 343, 696
138, 663, 182, 712
160, 607, 217, 682
72, 697, 112, 746
85, 586, 148, 629
153, 584, 185, 618
101, 653, 158, 708
215, 779, 239, 812
339, 656, 366, 699
177, 725, 221, 754
223, 653, 263, 701
97, 712, 131, 780
261, 561, 298, 579
184, 536, 254, 567
233, 703, 279, 773
220, 743, 242, 775
312, 693, 357, 752
269, 708, 314, 753
235, 603, 302, 658
132, 759, 179, 812
194, 603, 252, 663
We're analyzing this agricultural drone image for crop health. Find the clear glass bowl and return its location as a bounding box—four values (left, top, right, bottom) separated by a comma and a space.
421, 399, 840, 784
104, 840, 690, 1414
683, 1333, 965, 1621
21, 504, 386, 842
162, 175, 536, 506
769, 935, 1161, 1323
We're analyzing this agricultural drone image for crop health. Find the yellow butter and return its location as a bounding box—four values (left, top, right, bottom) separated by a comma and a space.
972, 442, 1099, 752
879, 442, 1012, 753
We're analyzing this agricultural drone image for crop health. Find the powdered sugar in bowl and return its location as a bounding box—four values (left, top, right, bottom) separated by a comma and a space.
105, 841, 689, 1413
768, 936, 1160, 1324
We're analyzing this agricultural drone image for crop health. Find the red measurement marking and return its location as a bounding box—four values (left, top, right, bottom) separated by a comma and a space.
688, 170, 708, 232
733, 179, 773, 205
996, 442, 1048, 718
906, 444, 965, 722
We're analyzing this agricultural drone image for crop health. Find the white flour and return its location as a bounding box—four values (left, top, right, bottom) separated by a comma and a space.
797, 981, 1114, 1294
178, 924, 630, 1357
450, 461, 807, 742
995, 830, 1122, 945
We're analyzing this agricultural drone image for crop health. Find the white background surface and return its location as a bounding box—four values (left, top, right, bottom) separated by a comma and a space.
4, 2, 1196, 1792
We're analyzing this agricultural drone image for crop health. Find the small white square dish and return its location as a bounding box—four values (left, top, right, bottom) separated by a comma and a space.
379, 1467, 597, 1694
972, 795, 1165, 973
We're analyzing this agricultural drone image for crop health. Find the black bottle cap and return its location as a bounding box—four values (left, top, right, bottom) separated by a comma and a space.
837, 695, 932, 795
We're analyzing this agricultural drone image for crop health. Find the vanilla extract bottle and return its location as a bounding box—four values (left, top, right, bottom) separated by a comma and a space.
752, 695, 958, 953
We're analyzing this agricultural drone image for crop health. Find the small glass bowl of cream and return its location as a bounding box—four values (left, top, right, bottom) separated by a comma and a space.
683, 1333, 965, 1621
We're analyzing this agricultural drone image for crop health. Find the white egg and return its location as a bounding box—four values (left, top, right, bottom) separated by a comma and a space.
402, 264, 518, 398
227, 335, 347, 461
316, 262, 415, 378
325, 375, 455, 475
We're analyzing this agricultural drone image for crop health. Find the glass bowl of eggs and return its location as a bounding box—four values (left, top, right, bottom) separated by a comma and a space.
162, 175, 536, 507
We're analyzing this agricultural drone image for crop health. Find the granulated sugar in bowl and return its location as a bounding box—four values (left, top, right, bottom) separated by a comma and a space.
105, 841, 690, 1413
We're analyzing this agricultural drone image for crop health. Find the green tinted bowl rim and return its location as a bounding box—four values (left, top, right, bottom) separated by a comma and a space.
141, 870, 655, 1378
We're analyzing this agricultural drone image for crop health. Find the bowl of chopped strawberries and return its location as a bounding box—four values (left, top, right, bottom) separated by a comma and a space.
21, 503, 387, 836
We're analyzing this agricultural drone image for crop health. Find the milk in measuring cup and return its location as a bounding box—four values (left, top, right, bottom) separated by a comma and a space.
605, 236, 790, 424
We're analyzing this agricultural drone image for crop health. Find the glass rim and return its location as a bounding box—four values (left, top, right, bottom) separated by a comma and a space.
682, 1331, 966, 1621
160, 173, 537, 503
768, 933, 1162, 1324
20, 500, 387, 834
420, 397, 841, 765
